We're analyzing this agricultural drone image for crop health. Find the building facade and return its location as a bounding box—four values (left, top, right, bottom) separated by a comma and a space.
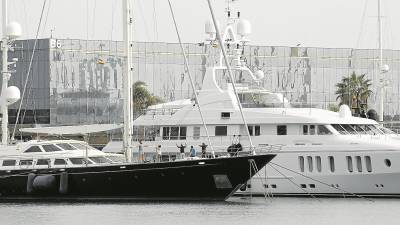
2, 38, 400, 128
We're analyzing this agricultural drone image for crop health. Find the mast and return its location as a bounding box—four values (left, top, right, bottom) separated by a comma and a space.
1, 0, 9, 145
122, 0, 134, 162
378, 0, 384, 122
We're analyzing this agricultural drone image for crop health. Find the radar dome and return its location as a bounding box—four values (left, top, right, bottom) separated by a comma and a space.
6, 21, 22, 39
367, 109, 378, 121
339, 104, 352, 118
3, 86, 20, 105
237, 19, 251, 37
254, 70, 265, 80
381, 64, 389, 73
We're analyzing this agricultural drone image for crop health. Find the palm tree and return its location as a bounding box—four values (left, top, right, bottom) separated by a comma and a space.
335, 72, 373, 114
132, 81, 163, 117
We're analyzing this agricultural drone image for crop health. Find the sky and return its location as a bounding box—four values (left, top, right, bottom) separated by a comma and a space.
2, 0, 400, 49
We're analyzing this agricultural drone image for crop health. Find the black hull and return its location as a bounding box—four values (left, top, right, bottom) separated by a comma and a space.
0, 154, 275, 201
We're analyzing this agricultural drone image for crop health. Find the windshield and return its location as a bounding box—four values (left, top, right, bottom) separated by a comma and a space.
238, 92, 291, 108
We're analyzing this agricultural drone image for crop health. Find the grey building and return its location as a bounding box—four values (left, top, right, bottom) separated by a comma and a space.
2, 38, 400, 129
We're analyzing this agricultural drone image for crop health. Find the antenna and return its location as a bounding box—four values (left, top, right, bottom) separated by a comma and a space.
378, 0, 389, 122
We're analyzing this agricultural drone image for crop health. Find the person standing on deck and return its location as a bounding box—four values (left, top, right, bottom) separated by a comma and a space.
177, 143, 187, 159
138, 140, 145, 163
189, 146, 196, 157
199, 142, 208, 158
155, 145, 162, 162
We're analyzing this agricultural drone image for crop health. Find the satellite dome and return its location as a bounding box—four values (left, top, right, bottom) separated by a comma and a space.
6, 21, 22, 39
339, 104, 352, 118
237, 19, 251, 37
3, 86, 20, 105
254, 70, 264, 80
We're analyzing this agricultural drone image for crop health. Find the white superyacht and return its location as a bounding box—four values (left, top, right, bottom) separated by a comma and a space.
111, 6, 400, 197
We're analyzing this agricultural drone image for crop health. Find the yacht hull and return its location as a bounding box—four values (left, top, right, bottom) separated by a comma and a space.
0, 154, 275, 201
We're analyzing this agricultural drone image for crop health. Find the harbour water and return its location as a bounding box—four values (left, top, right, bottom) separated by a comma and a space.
1, 197, 399, 225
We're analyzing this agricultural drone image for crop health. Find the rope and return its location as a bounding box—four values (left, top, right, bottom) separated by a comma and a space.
11, 0, 48, 141
206, 0, 255, 151
270, 162, 373, 202
167, 0, 215, 156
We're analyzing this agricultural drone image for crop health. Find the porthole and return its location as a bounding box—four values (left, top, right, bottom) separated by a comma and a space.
301, 184, 306, 188
263, 184, 268, 188
271, 184, 277, 188
384, 159, 391, 167
247, 184, 252, 188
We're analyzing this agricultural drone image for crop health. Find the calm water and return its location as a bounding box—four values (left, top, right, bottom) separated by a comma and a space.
0, 197, 399, 225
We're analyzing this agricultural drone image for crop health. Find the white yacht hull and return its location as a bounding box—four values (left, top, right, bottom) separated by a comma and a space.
237, 148, 400, 197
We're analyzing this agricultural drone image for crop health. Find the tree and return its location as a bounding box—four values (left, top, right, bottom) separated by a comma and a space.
335, 72, 373, 115
132, 81, 163, 117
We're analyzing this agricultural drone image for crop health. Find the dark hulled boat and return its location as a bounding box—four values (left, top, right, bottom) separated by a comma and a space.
0, 142, 274, 200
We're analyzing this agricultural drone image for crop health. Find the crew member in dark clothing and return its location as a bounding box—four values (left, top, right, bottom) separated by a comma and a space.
176, 143, 187, 159
199, 142, 208, 158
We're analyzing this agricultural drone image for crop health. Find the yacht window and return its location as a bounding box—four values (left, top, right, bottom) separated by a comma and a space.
42, 144, 62, 152
299, 156, 304, 172
379, 126, 395, 134
277, 125, 287, 135
24, 146, 43, 153
328, 156, 335, 172
221, 112, 230, 118
20, 160, 33, 166
331, 124, 347, 135
356, 156, 362, 172
90, 157, 111, 164
341, 124, 357, 134
248, 126, 253, 136
303, 125, 308, 135
2, 160, 16, 166
170, 127, 179, 140
316, 156, 322, 172
215, 126, 227, 136
365, 156, 372, 172
351, 125, 367, 134
369, 125, 384, 134
193, 127, 200, 140
56, 143, 76, 150
347, 156, 353, 172
70, 143, 91, 150
255, 126, 261, 136
162, 127, 170, 140
317, 125, 332, 135
179, 127, 187, 140
106, 155, 125, 163
54, 159, 67, 165
36, 159, 51, 166
307, 156, 313, 172
69, 158, 92, 165
309, 125, 315, 135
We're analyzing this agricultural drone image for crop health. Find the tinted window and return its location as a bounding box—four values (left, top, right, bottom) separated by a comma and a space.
56, 143, 76, 150
299, 156, 304, 172
307, 156, 313, 172
162, 127, 170, 140
24, 146, 42, 153
106, 156, 125, 163
347, 156, 353, 172
255, 126, 260, 136
277, 125, 287, 135
303, 125, 308, 135
2, 160, 16, 166
193, 127, 200, 140
170, 127, 179, 140
42, 145, 62, 152
316, 156, 322, 172
365, 156, 372, 172
317, 125, 332, 135
356, 156, 362, 172
70, 143, 88, 150
20, 160, 33, 166
309, 125, 315, 135
248, 126, 253, 136
332, 124, 347, 134
179, 127, 187, 140
36, 159, 51, 166
54, 159, 67, 165
69, 158, 92, 165
90, 157, 111, 164
215, 126, 227, 136
328, 156, 335, 172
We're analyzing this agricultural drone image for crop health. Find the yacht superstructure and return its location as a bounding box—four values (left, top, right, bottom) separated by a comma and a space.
122, 4, 400, 197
